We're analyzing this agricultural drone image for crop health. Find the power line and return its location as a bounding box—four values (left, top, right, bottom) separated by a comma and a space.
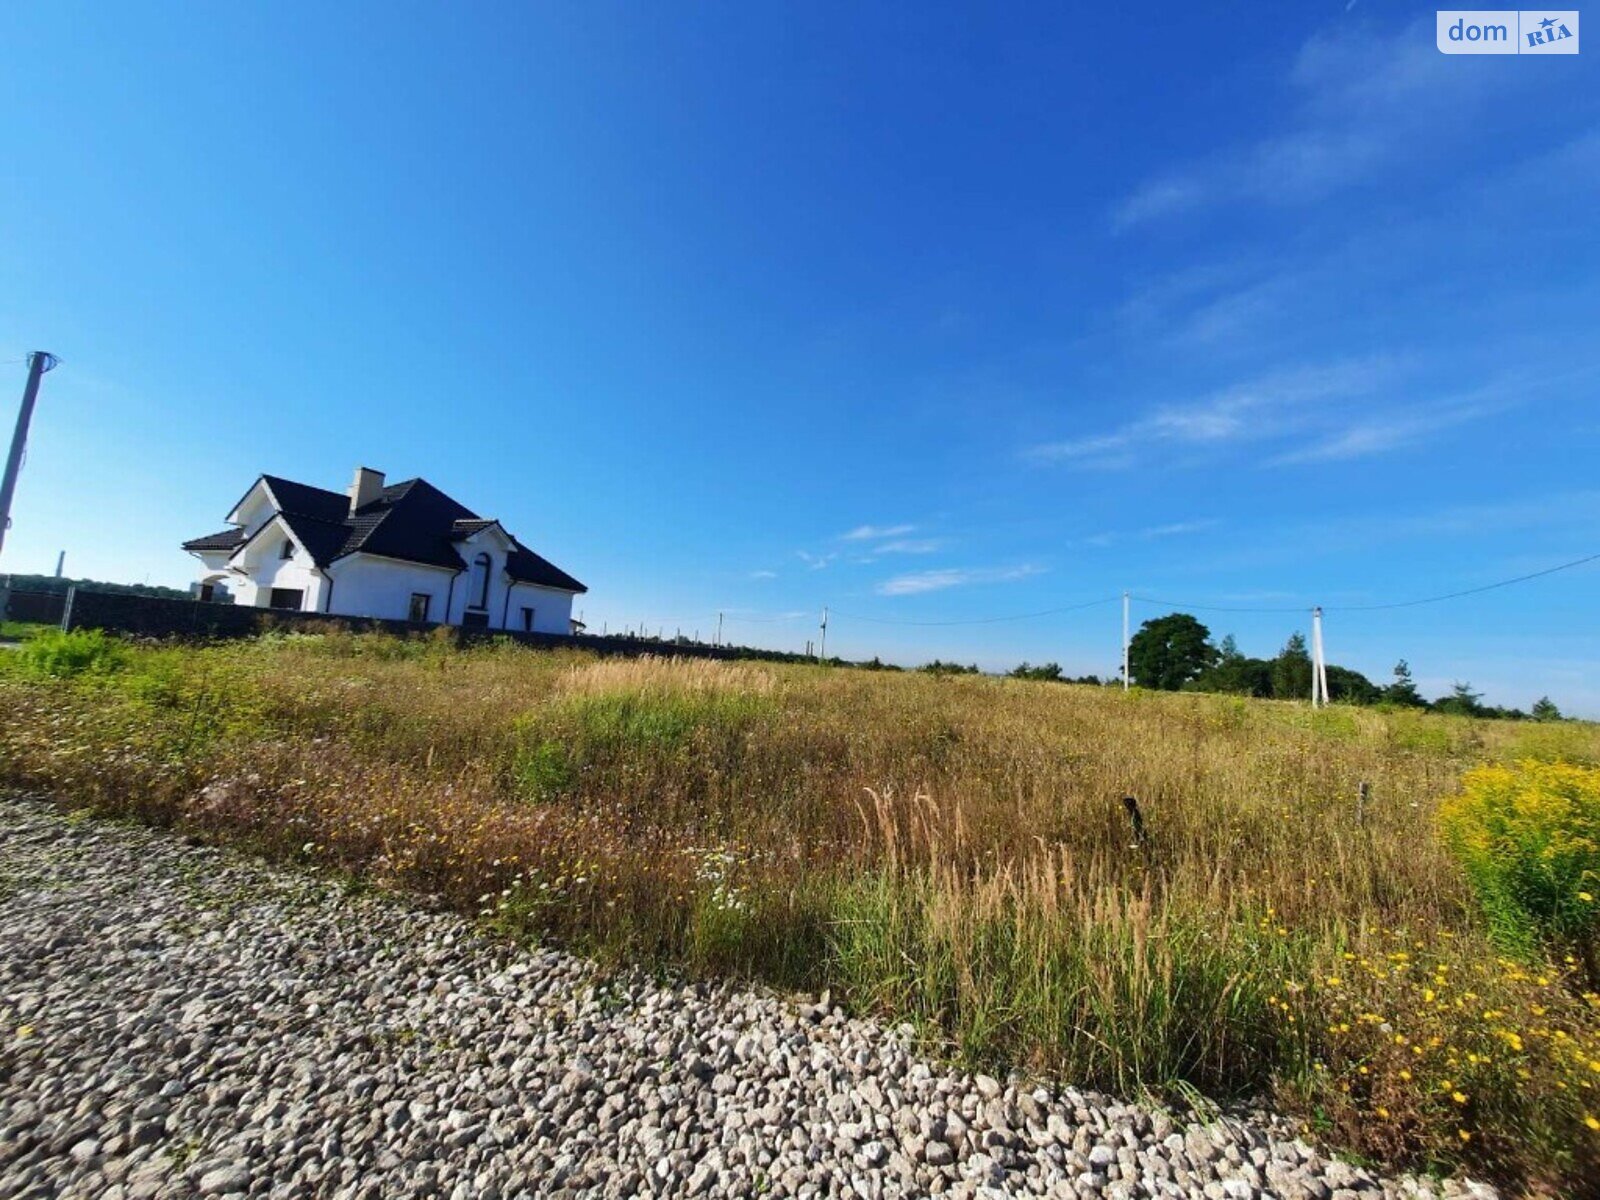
599, 549, 1598, 643
1132, 550, 1600, 617
829, 596, 1118, 627
1329, 550, 1600, 611
1129, 595, 1306, 614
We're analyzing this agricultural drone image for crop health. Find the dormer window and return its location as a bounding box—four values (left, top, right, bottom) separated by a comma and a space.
471, 552, 492, 609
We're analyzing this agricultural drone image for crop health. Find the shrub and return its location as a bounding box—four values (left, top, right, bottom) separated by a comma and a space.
512, 737, 574, 800
13, 629, 128, 679
1439, 761, 1600, 973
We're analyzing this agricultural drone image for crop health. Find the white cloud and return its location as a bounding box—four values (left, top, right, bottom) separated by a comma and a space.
875, 564, 1044, 596
796, 550, 836, 570
1026, 358, 1395, 469
1112, 19, 1517, 230
1142, 520, 1219, 538
748, 569, 778, 580
875, 538, 945, 555
841, 523, 916, 541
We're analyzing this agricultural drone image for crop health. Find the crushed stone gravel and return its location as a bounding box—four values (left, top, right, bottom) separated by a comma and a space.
0, 795, 1499, 1200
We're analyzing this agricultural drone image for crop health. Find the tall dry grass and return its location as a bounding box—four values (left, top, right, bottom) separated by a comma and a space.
1, 631, 1597, 1192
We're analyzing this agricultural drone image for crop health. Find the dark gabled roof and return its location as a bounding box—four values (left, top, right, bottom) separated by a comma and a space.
181, 527, 248, 553
340, 478, 478, 571
189, 472, 585, 590
506, 542, 587, 592
261, 475, 349, 522
277, 512, 356, 567
450, 518, 500, 539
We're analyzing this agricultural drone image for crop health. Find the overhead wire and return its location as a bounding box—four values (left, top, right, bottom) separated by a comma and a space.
601, 549, 1598, 639
828, 595, 1118, 627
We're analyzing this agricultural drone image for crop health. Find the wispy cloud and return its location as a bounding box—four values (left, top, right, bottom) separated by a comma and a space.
1268, 401, 1493, 465
876, 564, 1044, 596
1143, 519, 1219, 538
1026, 358, 1396, 470
1081, 520, 1219, 547
1112, 19, 1519, 230
796, 550, 836, 570
841, 523, 916, 541
875, 538, 945, 555
747, 569, 777, 581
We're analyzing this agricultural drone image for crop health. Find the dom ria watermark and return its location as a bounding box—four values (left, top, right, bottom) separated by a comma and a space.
1437, 10, 1579, 52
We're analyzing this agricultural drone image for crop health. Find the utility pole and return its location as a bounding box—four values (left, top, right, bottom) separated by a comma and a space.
54, 550, 65, 579
716, 611, 723, 647
818, 606, 828, 662
0, 352, 60, 563
1122, 591, 1131, 691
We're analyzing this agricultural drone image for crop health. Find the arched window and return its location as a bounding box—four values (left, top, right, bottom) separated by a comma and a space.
471, 553, 492, 609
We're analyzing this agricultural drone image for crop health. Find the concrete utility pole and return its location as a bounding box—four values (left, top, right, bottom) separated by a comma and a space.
819, 606, 828, 662
1310, 606, 1331, 708
54, 550, 65, 578
0, 352, 60, 563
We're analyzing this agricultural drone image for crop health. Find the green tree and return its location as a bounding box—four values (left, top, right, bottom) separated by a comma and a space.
1189, 644, 1274, 697
1009, 662, 1064, 682
1270, 632, 1313, 700
1127, 613, 1216, 691
1383, 659, 1426, 707
1434, 681, 1485, 717
1532, 695, 1563, 722
1325, 664, 1380, 705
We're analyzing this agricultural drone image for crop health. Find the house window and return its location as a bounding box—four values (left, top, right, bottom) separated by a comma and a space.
198, 583, 215, 603
279, 538, 295, 560
470, 552, 492, 609
409, 593, 431, 623
521, 606, 534, 632
268, 587, 304, 611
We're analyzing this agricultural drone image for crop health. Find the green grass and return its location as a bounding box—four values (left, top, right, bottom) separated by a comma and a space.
0, 619, 51, 641
1, 632, 1597, 1191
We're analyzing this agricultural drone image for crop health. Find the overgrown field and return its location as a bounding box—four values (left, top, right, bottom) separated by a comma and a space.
2, 630, 1597, 1193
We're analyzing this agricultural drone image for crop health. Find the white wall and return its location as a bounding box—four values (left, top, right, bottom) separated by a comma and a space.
501, 582, 576, 634
229, 483, 278, 540
442, 527, 577, 632
327, 554, 460, 622
231, 520, 325, 611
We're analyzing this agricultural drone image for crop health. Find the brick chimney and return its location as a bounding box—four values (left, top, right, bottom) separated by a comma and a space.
348, 466, 385, 514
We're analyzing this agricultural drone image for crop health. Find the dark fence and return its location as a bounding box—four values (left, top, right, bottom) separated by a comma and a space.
58, 588, 804, 664
2, 589, 67, 627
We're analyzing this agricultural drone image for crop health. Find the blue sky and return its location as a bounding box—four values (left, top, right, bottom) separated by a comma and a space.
1, 2, 1597, 713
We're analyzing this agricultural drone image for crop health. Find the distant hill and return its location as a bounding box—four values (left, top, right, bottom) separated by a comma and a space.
1, 573, 191, 601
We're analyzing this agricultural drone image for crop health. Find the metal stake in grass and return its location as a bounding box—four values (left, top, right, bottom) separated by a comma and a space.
1357, 780, 1369, 828
1121, 795, 1149, 849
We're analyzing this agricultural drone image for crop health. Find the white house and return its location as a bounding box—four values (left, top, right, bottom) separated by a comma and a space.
183, 467, 586, 634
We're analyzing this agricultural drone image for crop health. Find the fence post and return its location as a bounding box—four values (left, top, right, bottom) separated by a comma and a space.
60, 584, 76, 631
1357, 780, 1369, 828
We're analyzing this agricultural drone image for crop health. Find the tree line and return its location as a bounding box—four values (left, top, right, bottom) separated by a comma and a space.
1118, 612, 1563, 720
1, 573, 192, 601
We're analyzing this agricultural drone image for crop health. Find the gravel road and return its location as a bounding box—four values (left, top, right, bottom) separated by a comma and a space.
0, 794, 1495, 1200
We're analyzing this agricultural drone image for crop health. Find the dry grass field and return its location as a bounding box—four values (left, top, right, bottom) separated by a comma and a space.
2, 630, 1597, 1193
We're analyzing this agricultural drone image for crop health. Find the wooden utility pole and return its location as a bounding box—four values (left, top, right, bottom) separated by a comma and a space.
0, 352, 59, 563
